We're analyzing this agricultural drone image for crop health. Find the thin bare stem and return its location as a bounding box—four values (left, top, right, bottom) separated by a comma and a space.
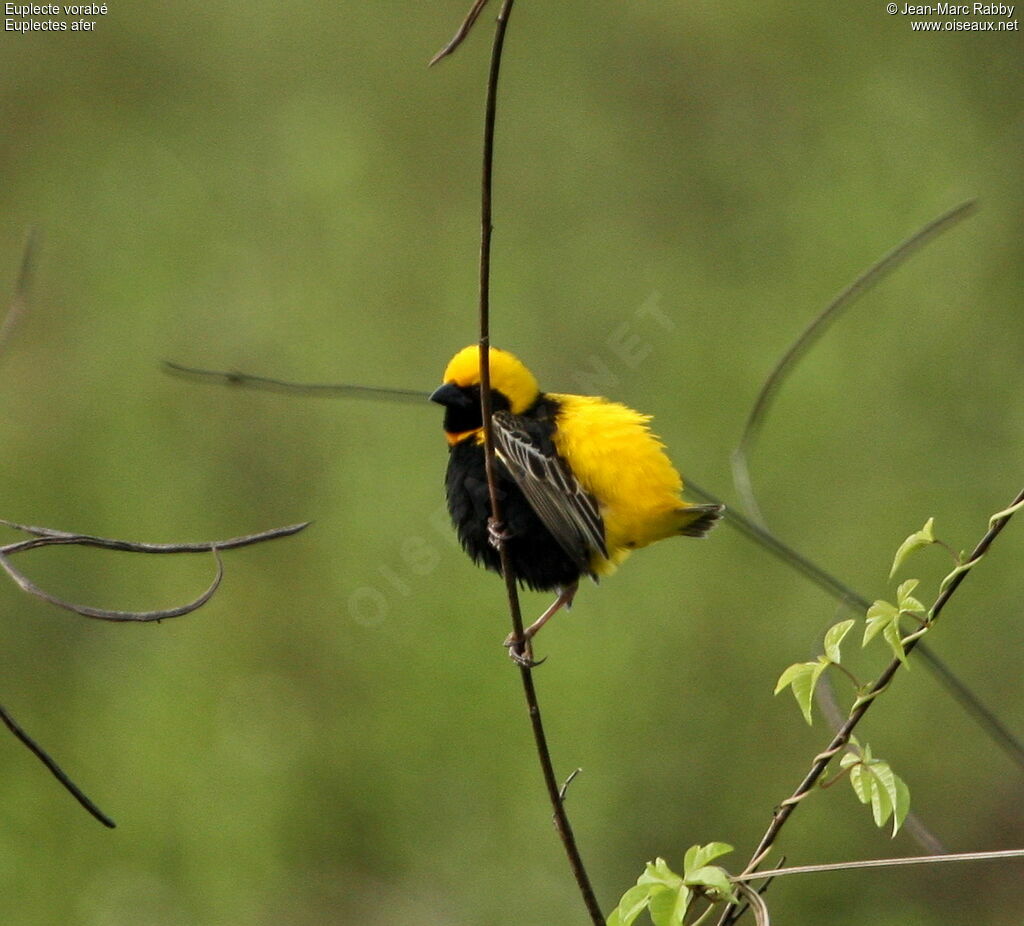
0, 700, 116, 828
731, 200, 977, 525
430, 0, 492, 66
162, 361, 428, 402
0, 519, 309, 552
471, 3, 603, 922
719, 486, 1024, 925
732, 848, 1024, 881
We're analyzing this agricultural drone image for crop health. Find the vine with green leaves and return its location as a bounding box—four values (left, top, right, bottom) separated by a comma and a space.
607, 498, 1024, 926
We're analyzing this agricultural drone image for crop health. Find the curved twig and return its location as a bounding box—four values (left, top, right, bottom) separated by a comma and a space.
731, 200, 977, 524
430, 0, 492, 65
732, 882, 771, 926
0, 521, 308, 621
162, 361, 428, 403
0, 548, 223, 622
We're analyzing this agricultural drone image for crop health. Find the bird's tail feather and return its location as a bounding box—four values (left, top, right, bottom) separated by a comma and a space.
676, 503, 724, 538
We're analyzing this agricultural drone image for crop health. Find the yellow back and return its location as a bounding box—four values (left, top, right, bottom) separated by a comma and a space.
548, 393, 687, 573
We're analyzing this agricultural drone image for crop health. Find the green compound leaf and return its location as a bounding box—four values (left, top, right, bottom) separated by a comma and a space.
608, 846, 736, 926
896, 579, 927, 615
684, 843, 734, 872
882, 620, 909, 666
686, 867, 736, 903
683, 843, 736, 905
824, 619, 856, 663
639, 858, 683, 890
843, 749, 912, 836
889, 517, 936, 578
775, 659, 829, 725
610, 858, 684, 926
869, 763, 895, 827
863, 600, 899, 647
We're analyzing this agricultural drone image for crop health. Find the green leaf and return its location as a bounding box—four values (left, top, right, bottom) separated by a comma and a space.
685, 867, 736, 903
863, 600, 899, 647
839, 751, 859, 770
639, 858, 683, 890
684, 842, 734, 873
896, 578, 918, 598
844, 752, 911, 835
607, 883, 653, 926
870, 768, 894, 827
882, 620, 908, 666
774, 662, 809, 694
648, 885, 691, 926
848, 761, 870, 803
824, 619, 856, 663
775, 660, 828, 725
891, 774, 911, 837
872, 761, 899, 814
896, 579, 926, 615
889, 518, 936, 578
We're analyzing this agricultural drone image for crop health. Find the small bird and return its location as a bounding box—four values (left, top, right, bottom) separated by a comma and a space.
430, 345, 722, 663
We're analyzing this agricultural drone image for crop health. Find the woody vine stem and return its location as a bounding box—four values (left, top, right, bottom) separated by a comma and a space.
719, 484, 1024, 925
433, 0, 604, 922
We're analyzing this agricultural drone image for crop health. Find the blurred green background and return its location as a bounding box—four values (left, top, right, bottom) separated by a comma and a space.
1, 2, 1022, 923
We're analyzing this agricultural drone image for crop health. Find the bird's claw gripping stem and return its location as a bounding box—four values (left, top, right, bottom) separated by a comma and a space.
504, 632, 546, 668
488, 518, 512, 550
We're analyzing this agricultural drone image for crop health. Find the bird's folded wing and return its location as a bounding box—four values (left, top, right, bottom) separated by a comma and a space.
492, 410, 608, 568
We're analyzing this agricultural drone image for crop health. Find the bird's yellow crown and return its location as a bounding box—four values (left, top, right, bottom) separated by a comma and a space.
442, 345, 540, 414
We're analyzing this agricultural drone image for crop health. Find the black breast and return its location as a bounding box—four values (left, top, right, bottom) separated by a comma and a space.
445, 437, 585, 593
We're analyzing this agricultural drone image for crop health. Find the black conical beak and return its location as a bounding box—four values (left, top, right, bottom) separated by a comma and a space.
429, 382, 474, 408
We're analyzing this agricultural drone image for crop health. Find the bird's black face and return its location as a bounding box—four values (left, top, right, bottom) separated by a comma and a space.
430, 382, 510, 436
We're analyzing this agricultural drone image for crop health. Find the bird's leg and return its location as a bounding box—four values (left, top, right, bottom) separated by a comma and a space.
504, 583, 578, 666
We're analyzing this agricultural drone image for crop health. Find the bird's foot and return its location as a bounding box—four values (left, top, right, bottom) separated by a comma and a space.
487, 518, 512, 549
487, 518, 512, 550
503, 632, 546, 668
